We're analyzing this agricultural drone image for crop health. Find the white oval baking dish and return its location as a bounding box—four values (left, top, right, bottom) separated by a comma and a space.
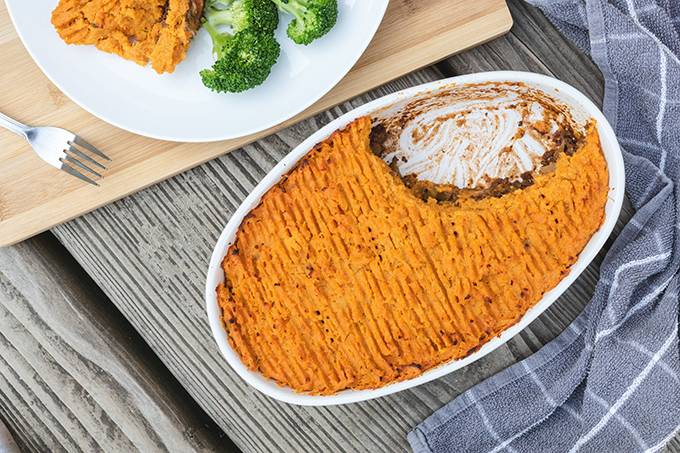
205, 71, 625, 406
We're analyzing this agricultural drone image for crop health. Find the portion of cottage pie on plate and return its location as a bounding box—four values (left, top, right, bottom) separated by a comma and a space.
216, 82, 610, 395
51, 0, 205, 74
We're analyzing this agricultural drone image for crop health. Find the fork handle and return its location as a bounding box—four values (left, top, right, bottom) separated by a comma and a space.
0, 112, 29, 138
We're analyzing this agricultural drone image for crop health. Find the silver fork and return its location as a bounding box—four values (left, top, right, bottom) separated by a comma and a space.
0, 112, 110, 186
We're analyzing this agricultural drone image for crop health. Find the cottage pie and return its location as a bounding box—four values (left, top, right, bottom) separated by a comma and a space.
51, 0, 204, 74
217, 84, 609, 395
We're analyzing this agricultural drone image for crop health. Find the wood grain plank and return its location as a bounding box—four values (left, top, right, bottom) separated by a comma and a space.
48, 1, 679, 451
0, 234, 230, 453
666, 435, 680, 453
0, 419, 20, 453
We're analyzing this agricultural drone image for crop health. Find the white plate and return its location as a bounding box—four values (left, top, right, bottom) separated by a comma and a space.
205, 71, 626, 406
5, 0, 388, 142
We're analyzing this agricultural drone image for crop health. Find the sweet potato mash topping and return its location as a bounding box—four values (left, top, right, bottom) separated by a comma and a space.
218, 116, 608, 395
51, 0, 204, 74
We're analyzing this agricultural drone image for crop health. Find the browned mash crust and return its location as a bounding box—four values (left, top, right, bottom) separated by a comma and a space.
218, 116, 609, 395
51, 0, 204, 74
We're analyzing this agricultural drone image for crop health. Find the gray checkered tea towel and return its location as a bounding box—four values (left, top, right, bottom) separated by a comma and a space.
408, 1, 680, 452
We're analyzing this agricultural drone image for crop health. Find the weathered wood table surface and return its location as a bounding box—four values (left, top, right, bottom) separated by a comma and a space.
1, 1, 678, 452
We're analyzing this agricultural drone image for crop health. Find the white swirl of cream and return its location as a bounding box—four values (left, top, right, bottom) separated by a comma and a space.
382, 93, 565, 189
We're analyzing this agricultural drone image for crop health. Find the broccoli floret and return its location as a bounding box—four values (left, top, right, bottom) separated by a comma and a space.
272, 0, 338, 45
201, 0, 281, 93
201, 30, 281, 93
204, 0, 279, 37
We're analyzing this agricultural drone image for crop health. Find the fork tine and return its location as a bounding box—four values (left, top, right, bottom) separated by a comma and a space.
61, 155, 102, 178
60, 163, 99, 186
67, 144, 107, 169
73, 136, 110, 161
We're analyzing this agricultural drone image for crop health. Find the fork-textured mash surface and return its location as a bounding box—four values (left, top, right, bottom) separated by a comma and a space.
217, 117, 609, 395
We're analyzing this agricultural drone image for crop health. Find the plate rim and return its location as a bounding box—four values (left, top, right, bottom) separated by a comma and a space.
204, 70, 626, 406
4, 0, 389, 143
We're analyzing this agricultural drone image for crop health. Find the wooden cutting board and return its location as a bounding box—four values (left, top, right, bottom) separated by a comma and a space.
0, 0, 512, 246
